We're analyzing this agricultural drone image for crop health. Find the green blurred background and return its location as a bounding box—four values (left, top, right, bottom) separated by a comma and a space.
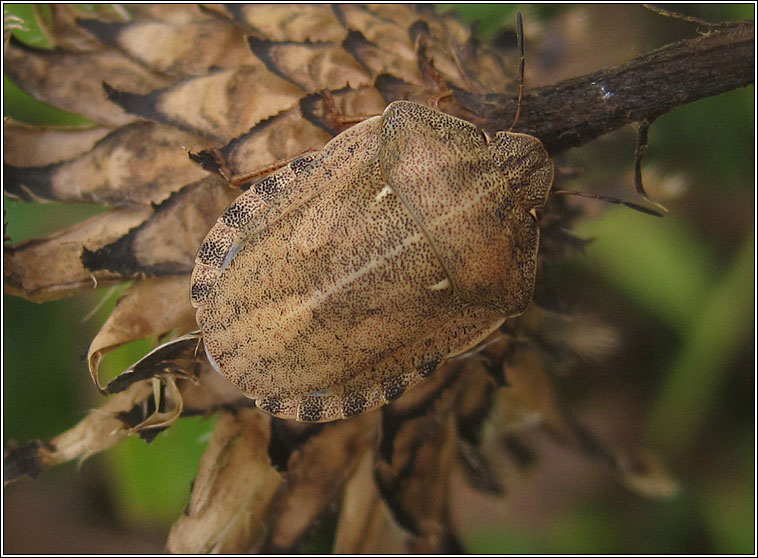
3, 4, 754, 553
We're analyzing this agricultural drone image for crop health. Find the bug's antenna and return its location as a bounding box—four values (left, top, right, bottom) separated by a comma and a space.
552, 189, 664, 217
509, 12, 525, 131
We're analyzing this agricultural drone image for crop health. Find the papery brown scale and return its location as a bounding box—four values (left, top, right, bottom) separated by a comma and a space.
102, 66, 304, 142
341, 29, 415, 79
5, 121, 213, 207
215, 107, 326, 177
86, 276, 198, 391
247, 36, 371, 93
4, 208, 152, 302
80, 176, 236, 277
374, 379, 461, 552
76, 18, 256, 77
263, 415, 378, 551
45, 4, 122, 52
334, 449, 411, 553
209, 4, 348, 43
128, 4, 215, 25
5, 41, 175, 127
4, 381, 155, 483
334, 4, 423, 51
3, 121, 111, 167
166, 409, 284, 553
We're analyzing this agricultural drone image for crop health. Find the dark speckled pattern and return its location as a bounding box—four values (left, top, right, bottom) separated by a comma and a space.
192, 101, 553, 421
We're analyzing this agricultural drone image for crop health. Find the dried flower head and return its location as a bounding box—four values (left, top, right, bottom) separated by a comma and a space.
4, 4, 753, 554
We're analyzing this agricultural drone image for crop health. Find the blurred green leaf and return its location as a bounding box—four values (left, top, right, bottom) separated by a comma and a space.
646, 234, 754, 453
697, 440, 755, 553
3, 294, 88, 442
4, 3, 54, 49
4, 196, 108, 243
649, 87, 754, 191
444, 4, 519, 38
575, 209, 719, 332
104, 415, 218, 527
3, 74, 95, 126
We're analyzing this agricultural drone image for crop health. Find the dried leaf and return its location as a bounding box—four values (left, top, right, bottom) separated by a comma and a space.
335, 4, 422, 50
617, 450, 680, 499
5, 121, 212, 207
373, 73, 433, 106
375, 396, 461, 552
3, 120, 110, 167
46, 4, 129, 52
334, 449, 410, 553
166, 409, 283, 553
127, 4, 214, 25
453, 358, 506, 494
178, 360, 248, 413
362, 3, 437, 25
341, 29, 419, 81
213, 85, 387, 177
413, 12, 492, 91
427, 14, 513, 94
86, 276, 197, 392
4, 207, 152, 302
214, 106, 332, 177
103, 66, 303, 142
100, 333, 203, 395
247, 35, 370, 92
298, 85, 386, 135
4, 381, 153, 483
80, 176, 236, 277
490, 344, 679, 496
493, 344, 574, 437
77, 17, 256, 77
5, 40, 174, 127
265, 414, 379, 551
211, 4, 347, 43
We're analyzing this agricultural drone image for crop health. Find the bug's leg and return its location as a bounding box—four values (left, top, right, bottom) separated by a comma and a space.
194, 147, 319, 190
427, 86, 453, 109
410, 22, 453, 109
318, 89, 378, 133
632, 120, 667, 213
255, 306, 505, 422
227, 150, 319, 190
422, 59, 453, 109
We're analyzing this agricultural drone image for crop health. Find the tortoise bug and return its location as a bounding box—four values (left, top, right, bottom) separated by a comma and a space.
190, 99, 554, 422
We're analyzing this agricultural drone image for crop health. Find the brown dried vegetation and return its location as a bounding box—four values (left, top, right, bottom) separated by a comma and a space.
4, 4, 750, 553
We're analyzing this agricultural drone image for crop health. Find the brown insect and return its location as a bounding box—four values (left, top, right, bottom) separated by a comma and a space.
190, 100, 554, 422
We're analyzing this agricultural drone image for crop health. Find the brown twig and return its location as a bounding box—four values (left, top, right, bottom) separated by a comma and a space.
456, 20, 754, 155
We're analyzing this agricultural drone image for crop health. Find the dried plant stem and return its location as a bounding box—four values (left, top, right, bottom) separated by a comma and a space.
462, 21, 754, 155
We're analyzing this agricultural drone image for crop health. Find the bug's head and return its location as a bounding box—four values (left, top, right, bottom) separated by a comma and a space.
488, 131, 555, 213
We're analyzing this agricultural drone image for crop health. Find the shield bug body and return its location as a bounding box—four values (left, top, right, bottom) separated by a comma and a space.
190, 100, 554, 422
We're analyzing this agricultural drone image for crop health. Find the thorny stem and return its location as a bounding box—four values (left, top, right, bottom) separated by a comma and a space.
457, 20, 754, 155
